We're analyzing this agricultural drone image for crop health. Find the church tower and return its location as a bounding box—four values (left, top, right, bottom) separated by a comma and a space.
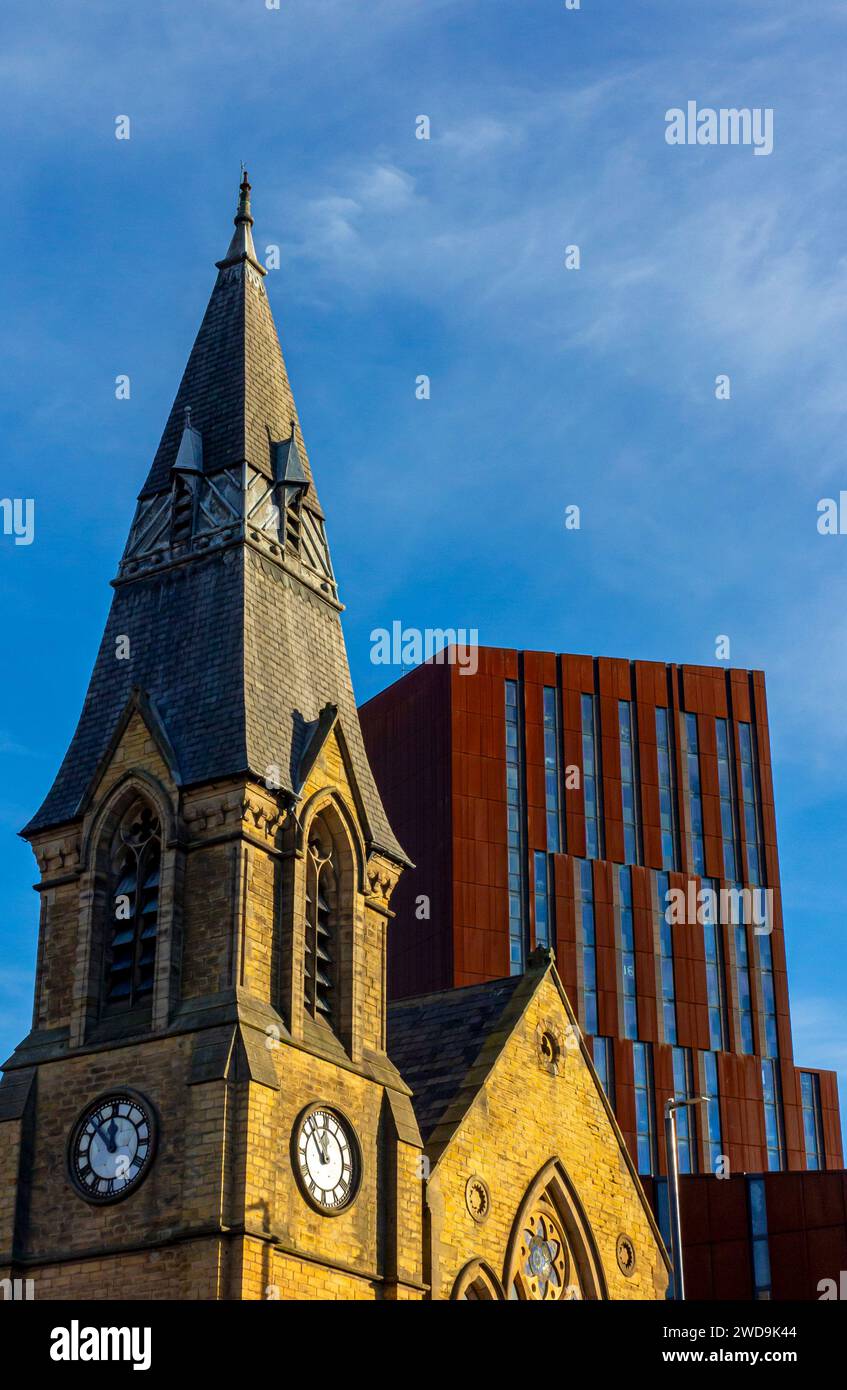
0, 176, 425, 1301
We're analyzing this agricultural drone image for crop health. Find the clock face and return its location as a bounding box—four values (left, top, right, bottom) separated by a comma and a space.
68, 1091, 156, 1204
294, 1105, 360, 1213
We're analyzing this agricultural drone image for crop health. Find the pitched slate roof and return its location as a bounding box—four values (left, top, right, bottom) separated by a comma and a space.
23, 178, 406, 864
387, 974, 526, 1146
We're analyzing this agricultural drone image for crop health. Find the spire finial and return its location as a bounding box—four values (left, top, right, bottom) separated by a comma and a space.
236, 166, 253, 226
215, 166, 264, 273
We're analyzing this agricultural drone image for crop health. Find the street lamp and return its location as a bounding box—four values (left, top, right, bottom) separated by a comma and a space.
664, 1095, 709, 1301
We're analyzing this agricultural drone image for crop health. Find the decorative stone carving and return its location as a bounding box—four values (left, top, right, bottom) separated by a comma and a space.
34, 834, 82, 877
365, 856, 398, 908
465, 1175, 491, 1224
183, 787, 287, 846
616, 1233, 636, 1278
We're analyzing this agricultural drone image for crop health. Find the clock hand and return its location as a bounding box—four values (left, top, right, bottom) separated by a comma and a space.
106, 1118, 118, 1154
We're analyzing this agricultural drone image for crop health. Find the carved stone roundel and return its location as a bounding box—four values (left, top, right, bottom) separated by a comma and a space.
616, 1233, 637, 1278
465, 1175, 491, 1224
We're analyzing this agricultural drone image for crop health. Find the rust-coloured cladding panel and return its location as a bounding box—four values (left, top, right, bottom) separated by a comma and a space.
450, 651, 515, 987
593, 858, 618, 1037
359, 661, 453, 999
642, 1174, 757, 1301
729, 669, 751, 722
784, 1173, 847, 1301
818, 1070, 845, 1168
718, 1050, 766, 1172
701, 1176, 756, 1299
741, 1052, 768, 1171
631, 865, 658, 1043
553, 854, 577, 1003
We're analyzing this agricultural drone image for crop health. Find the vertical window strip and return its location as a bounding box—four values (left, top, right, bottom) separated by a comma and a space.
739, 722, 765, 886
756, 929, 779, 1059
653, 1179, 673, 1283
633, 1041, 657, 1176
593, 1036, 616, 1108
684, 713, 705, 874
655, 706, 679, 871
543, 686, 562, 854
702, 877, 729, 1051
656, 871, 677, 1043
576, 858, 598, 1035
716, 718, 739, 880
762, 1058, 785, 1172
581, 692, 603, 859
618, 864, 638, 1040
734, 915, 756, 1055
533, 850, 551, 950
505, 680, 526, 975
672, 1046, 697, 1174
747, 1176, 772, 1299
702, 1050, 723, 1174
618, 699, 641, 865
800, 1072, 824, 1171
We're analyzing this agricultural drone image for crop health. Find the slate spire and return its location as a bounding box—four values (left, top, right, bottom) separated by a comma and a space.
23, 179, 407, 866
140, 172, 322, 516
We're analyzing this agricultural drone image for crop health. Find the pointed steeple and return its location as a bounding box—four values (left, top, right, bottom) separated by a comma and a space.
23, 179, 407, 868
140, 172, 322, 517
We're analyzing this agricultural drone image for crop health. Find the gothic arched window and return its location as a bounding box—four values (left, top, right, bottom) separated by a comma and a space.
304, 815, 337, 1024
103, 800, 161, 1011
451, 1260, 505, 1301
503, 1159, 609, 1301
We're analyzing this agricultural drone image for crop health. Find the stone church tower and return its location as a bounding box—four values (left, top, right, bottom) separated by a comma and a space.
0, 176, 425, 1300
0, 177, 669, 1303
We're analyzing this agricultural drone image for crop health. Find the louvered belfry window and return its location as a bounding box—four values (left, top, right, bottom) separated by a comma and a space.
304, 817, 336, 1023
104, 801, 161, 1010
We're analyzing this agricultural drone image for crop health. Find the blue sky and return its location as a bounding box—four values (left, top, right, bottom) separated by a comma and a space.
1, 0, 845, 1135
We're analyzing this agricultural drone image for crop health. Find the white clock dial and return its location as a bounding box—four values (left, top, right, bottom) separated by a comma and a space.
69, 1092, 156, 1203
295, 1106, 359, 1212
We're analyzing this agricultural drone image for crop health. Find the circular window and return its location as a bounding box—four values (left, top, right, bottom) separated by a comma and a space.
516, 1204, 572, 1300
